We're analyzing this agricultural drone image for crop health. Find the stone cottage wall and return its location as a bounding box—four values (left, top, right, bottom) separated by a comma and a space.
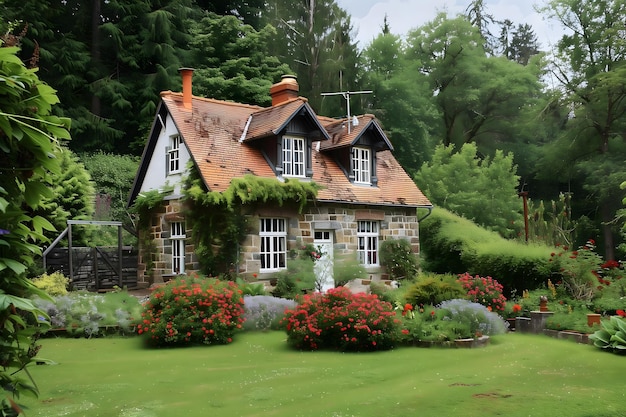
137, 197, 198, 285
138, 199, 420, 284
240, 203, 420, 280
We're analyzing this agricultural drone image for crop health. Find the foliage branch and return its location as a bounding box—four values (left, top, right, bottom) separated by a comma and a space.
0, 44, 70, 414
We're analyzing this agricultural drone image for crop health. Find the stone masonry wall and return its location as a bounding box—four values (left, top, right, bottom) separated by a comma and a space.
137, 198, 198, 284
138, 199, 419, 284
240, 203, 420, 281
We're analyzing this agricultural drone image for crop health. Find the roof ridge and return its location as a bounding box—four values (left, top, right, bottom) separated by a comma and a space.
250, 96, 308, 116
161, 91, 264, 111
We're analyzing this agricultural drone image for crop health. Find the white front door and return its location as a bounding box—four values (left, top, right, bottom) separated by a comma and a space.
313, 230, 334, 292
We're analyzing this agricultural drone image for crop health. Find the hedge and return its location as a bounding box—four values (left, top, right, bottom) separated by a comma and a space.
419, 208, 556, 294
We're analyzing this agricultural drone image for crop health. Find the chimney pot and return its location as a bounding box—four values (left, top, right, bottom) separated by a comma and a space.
179, 67, 194, 110
270, 75, 299, 106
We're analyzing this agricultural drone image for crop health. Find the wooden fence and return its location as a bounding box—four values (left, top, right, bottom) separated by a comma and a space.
44, 246, 138, 291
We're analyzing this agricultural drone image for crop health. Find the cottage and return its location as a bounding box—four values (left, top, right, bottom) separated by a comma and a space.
128, 69, 432, 289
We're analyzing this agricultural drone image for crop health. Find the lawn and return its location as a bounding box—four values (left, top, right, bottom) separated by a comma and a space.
21, 332, 625, 417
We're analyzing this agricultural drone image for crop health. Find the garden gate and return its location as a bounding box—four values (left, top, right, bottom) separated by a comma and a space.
42, 220, 138, 291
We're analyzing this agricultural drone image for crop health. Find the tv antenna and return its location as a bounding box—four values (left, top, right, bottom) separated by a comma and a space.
321, 89, 373, 133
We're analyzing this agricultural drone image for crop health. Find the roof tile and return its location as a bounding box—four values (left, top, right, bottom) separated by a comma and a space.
162, 92, 431, 207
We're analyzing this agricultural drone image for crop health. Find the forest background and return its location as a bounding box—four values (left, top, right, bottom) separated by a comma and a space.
2, 0, 625, 260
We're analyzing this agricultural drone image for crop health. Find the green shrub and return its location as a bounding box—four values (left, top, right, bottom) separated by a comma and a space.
545, 311, 597, 333
399, 304, 470, 343
31, 272, 69, 296
591, 280, 626, 314
419, 208, 555, 294
379, 238, 419, 280
270, 258, 316, 299
333, 253, 367, 287
369, 281, 397, 304
463, 240, 555, 294
282, 286, 399, 351
236, 277, 266, 296
138, 276, 244, 347
404, 273, 465, 306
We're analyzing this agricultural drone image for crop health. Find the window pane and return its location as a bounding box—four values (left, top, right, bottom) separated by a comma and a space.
259, 218, 287, 271
352, 147, 370, 184
357, 221, 379, 266
283, 137, 305, 177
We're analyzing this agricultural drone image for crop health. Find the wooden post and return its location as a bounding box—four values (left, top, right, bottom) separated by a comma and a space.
118, 224, 123, 287
93, 247, 99, 291
518, 191, 529, 242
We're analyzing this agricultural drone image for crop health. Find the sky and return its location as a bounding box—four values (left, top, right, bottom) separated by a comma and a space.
336, 0, 565, 51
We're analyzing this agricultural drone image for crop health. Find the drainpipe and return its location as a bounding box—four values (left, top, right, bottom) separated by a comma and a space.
418, 207, 433, 222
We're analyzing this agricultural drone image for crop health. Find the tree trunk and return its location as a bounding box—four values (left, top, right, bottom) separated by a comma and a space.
91, 0, 101, 117
601, 193, 615, 261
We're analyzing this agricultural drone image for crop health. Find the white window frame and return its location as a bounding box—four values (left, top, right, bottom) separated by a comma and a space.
352, 146, 371, 184
357, 220, 379, 266
282, 136, 305, 177
260, 218, 287, 271
171, 222, 186, 274
167, 135, 182, 174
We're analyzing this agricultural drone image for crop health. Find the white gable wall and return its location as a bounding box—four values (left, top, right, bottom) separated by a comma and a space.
139, 112, 191, 195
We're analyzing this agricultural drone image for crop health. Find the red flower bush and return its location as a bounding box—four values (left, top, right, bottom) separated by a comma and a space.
282, 287, 399, 351
550, 239, 623, 300
457, 273, 506, 313
138, 276, 244, 347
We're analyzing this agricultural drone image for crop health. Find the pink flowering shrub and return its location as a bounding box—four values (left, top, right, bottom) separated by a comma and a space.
282, 286, 399, 351
457, 273, 506, 313
138, 276, 244, 347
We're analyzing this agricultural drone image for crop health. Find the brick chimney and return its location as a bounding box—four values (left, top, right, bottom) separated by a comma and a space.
270, 75, 299, 106
179, 68, 194, 110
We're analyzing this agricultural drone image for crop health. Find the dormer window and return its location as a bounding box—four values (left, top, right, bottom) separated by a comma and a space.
167, 135, 182, 175
282, 136, 305, 177
352, 146, 371, 184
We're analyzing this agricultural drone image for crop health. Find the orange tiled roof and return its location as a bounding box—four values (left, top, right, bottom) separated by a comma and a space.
161, 91, 432, 208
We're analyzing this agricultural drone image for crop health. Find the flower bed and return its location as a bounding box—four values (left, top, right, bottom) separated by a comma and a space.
282, 286, 398, 351
138, 276, 244, 347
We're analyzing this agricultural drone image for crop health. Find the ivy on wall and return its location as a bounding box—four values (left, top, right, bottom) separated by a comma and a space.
132, 166, 322, 278
131, 187, 173, 277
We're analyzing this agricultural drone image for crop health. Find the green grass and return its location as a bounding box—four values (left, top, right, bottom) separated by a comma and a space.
20, 332, 626, 417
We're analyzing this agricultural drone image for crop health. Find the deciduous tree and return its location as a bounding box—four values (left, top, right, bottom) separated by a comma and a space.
414, 143, 522, 237
538, 0, 626, 259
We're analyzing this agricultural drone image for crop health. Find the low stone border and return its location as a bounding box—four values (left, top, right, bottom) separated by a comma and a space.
411, 335, 490, 348
543, 329, 593, 345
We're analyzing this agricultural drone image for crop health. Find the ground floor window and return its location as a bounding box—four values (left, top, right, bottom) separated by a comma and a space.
171, 222, 186, 274
260, 218, 286, 271
357, 220, 379, 266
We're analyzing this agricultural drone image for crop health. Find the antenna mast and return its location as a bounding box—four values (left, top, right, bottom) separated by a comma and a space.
321, 89, 373, 133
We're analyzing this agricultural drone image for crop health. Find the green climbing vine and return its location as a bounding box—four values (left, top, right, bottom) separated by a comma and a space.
184, 168, 321, 277
131, 187, 172, 276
